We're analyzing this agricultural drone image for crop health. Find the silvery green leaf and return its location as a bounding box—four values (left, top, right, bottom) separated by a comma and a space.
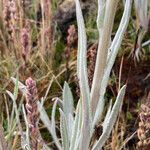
68, 113, 74, 136
134, 29, 147, 62
142, 39, 150, 47
38, 100, 62, 150
52, 97, 63, 109
75, 0, 90, 105
93, 0, 132, 127
40, 97, 45, 108
42, 144, 52, 150
74, 135, 81, 150
6, 90, 20, 128
97, 0, 106, 32
63, 82, 74, 140
63, 82, 74, 135
6, 90, 15, 101
75, 0, 91, 116
59, 109, 69, 150
20, 133, 31, 150
22, 105, 30, 148
134, 0, 149, 30
73, 101, 82, 150
69, 100, 81, 150
11, 77, 27, 95
6, 76, 24, 136
37, 102, 52, 134
92, 85, 126, 150
75, 0, 91, 148
92, 92, 105, 130
102, 100, 112, 131
51, 100, 62, 150
7, 81, 26, 149
76, 0, 90, 100
108, 0, 132, 61
63, 82, 74, 116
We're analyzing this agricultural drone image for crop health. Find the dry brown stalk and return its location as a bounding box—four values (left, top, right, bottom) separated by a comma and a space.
40, 0, 53, 62
0, 123, 8, 150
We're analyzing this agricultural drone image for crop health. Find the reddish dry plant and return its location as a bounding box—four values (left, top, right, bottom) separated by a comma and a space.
65, 24, 77, 59
87, 43, 97, 89
25, 77, 43, 149
65, 25, 77, 81
137, 97, 150, 150
21, 22, 30, 64
66, 25, 77, 46
3, 0, 17, 37
3, 0, 11, 29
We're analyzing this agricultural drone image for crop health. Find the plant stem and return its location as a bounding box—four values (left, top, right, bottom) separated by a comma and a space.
90, 0, 119, 116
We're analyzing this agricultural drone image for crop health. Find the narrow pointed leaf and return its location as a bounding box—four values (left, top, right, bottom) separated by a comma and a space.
92, 85, 126, 150
75, 0, 91, 148
69, 100, 81, 150
51, 100, 62, 150
63, 82, 74, 116
59, 109, 69, 150
63, 82, 74, 137
102, 100, 112, 131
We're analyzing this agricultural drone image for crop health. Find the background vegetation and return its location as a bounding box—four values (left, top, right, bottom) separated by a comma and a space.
0, 0, 149, 149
